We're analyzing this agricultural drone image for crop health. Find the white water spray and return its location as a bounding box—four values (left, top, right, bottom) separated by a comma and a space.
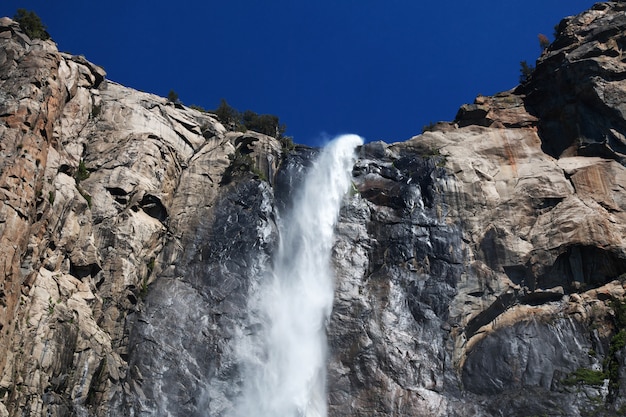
233, 134, 363, 417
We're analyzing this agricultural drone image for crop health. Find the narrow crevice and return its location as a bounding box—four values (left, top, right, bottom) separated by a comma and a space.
138, 194, 168, 223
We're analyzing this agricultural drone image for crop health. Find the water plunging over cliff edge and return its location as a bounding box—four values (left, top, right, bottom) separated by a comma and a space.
232, 134, 363, 417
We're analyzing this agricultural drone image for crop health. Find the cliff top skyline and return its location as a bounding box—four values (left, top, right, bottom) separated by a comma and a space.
3, 2, 626, 415
2, 1, 596, 146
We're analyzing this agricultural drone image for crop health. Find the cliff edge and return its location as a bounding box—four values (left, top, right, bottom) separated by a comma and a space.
2, 3, 626, 416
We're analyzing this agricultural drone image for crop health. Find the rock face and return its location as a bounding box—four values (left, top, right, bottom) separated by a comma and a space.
3, 3, 626, 416
522, 2, 626, 163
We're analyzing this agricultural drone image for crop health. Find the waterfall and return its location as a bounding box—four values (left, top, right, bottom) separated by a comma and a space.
233, 134, 363, 417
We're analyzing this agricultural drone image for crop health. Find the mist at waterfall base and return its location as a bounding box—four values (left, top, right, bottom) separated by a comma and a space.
231, 134, 363, 417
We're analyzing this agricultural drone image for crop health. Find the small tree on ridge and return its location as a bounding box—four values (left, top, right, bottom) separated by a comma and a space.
13, 9, 50, 40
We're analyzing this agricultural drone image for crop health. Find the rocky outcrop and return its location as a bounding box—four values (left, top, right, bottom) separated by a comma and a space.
521, 2, 626, 163
0, 16, 280, 416
327, 3, 626, 415
3, 3, 626, 417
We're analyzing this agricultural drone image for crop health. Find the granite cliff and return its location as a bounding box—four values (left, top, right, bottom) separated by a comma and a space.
3, 2, 626, 416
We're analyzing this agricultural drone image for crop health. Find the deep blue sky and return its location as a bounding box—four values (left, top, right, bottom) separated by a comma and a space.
4, 1, 596, 146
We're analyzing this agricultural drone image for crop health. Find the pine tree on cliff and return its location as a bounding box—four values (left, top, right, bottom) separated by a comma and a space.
13, 9, 50, 40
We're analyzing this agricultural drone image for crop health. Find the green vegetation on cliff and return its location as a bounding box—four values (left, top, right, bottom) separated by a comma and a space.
13, 9, 50, 40
213, 99, 294, 151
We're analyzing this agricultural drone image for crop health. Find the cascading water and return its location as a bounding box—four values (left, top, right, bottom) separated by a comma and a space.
232, 134, 363, 417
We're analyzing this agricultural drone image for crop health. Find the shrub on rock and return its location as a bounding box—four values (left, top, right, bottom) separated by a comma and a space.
13, 9, 50, 40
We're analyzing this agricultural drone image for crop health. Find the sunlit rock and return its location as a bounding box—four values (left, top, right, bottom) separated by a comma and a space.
3, 4, 626, 417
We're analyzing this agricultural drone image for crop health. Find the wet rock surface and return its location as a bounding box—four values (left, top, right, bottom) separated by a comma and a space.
3, 4, 626, 417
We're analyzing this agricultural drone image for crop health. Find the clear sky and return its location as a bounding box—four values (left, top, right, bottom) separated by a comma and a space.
3, 1, 596, 146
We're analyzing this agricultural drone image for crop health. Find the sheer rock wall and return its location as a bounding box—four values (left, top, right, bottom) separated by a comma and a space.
2, 3, 626, 416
